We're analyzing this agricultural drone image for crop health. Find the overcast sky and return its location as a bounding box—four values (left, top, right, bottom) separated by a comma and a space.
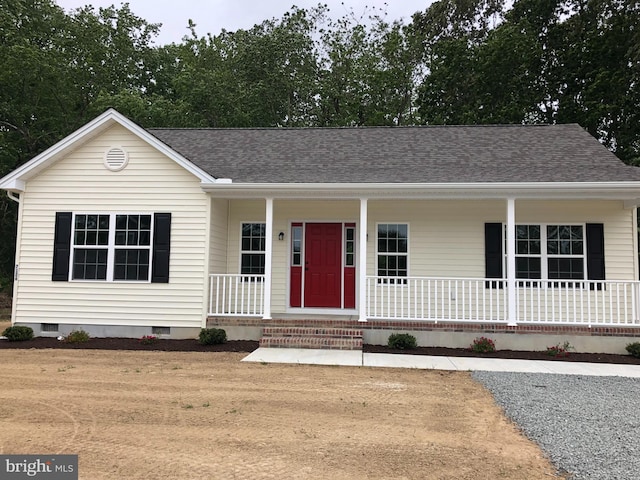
55, 0, 435, 45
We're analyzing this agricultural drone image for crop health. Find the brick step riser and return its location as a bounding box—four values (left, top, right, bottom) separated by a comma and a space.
260, 336, 363, 350
262, 327, 363, 338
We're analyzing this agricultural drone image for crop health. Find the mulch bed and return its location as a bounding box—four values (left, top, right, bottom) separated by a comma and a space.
1, 337, 639, 364
0, 337, 259, 352
364, 344, 640, 365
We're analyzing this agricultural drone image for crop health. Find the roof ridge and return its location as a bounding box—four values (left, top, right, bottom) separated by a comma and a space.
147, 123, 572, 132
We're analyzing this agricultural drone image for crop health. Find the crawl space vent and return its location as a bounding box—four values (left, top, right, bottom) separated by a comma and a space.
104, 147, 129, 171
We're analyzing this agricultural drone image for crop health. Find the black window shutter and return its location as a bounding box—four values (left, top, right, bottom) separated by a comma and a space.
586, 223, 605, 289
52, 212, 72, 281
485, 223, 503, 288
152, 213, 171, 283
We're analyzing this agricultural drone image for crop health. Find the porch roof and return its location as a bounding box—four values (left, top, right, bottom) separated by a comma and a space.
147, 124, 640, 184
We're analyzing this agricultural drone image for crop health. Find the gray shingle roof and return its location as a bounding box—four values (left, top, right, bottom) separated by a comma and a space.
147, 124, 640, 183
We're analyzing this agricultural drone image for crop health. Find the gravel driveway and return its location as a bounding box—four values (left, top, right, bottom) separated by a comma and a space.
473, 372, 640, 480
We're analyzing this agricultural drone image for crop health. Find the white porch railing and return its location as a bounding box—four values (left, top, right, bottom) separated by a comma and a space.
209, 274, 640, 326
208, 274, 265, 316
516, 280, 640, 326
367, 276, 640, 326
366, 276, 508, 322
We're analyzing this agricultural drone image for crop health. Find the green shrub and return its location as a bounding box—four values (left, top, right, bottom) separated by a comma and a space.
626, 342, 640, 358
199, 328, 227, 345
469, 336, 496, 353
2, 325, 34, 342
387, 333, 417, 350
64, 329, 90, 344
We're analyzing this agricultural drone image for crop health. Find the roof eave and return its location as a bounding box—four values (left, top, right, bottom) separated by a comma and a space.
200, 181, 640, 202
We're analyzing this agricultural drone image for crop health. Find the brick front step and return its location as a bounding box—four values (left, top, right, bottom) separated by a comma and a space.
260, 327, 363, 350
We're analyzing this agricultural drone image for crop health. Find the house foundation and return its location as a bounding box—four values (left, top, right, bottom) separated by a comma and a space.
207, 316, 640, 355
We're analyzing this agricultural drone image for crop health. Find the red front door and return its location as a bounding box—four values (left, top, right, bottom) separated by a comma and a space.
304, 223, 342, 307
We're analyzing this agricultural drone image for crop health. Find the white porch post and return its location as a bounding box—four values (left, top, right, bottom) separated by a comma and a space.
506, 197, 517, 326
263, 197, 274, 320
359, 198, 368, 322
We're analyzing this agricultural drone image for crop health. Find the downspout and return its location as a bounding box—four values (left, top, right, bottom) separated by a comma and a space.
6, 190, 22, 325
7, 191, 20, 203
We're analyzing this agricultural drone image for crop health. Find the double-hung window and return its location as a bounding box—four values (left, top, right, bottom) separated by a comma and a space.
71, 214, 152, 281
516, 224, 585, 284
377, 223, 408, 283
240, 223, 266, 278
52, 211, 171, 283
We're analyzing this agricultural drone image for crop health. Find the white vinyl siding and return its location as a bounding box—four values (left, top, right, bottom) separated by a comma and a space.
14, 124, 209, 328
209, 198, 229, 275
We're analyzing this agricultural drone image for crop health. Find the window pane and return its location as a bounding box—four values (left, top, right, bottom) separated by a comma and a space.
86, 231, 97, 245
75, 215, 86, 229
139, 231, 150, 246
571, 226, 583, 240
128, 215, 139, 229
573, 240, 583, 255
74, 231, 85, 246
517, 240, 528, 255
140, 215, 151, 230
116, 215, 127, 229
99, 215, 110, 229
115, 231, 126, 245
378, 239, 387, 253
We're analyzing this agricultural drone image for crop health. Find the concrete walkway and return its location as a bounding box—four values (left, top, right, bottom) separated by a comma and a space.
242, 348, 640, 378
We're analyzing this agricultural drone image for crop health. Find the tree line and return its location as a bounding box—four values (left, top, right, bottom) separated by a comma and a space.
0, 0, 638, 288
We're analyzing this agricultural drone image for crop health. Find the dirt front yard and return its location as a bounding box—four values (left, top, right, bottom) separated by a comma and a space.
0, 348, 562, 479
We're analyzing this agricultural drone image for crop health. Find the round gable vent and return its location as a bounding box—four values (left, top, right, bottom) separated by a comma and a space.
104, 147, 129, 171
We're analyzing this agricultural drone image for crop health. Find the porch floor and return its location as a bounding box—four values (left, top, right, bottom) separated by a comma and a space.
242, 348, 640, 377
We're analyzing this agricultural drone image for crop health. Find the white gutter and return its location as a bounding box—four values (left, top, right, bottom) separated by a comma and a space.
6, 191, 20, 203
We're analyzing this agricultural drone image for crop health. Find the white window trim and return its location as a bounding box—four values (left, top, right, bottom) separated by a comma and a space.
375, 222, 410, 280
511, 223, 586, 281
69, 212, 154, 283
